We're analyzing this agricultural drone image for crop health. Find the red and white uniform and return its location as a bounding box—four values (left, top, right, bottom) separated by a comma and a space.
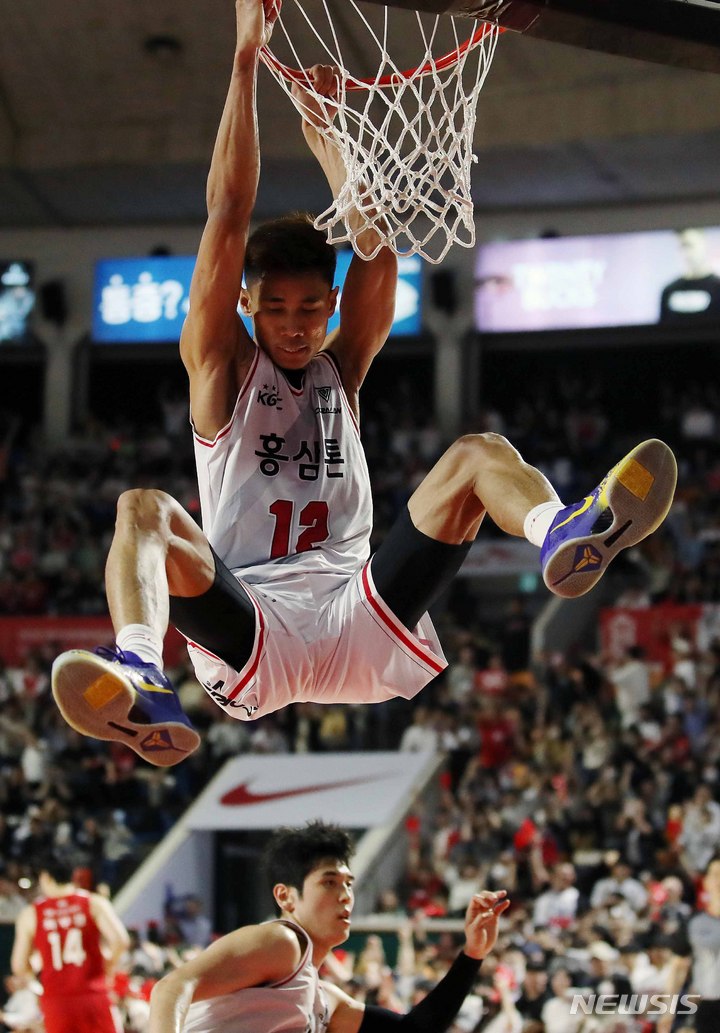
33, 891, 118, 1033
190, 346, 445, 719
183, 919, 329, 1033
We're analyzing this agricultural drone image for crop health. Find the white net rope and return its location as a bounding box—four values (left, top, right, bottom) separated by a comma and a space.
261, 2, 500, 264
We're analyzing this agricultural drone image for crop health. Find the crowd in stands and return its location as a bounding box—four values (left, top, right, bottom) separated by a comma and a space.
0, 366, 719, 1031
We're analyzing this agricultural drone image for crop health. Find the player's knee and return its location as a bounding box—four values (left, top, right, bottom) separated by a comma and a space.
449, 432, 519, 473
115, 488, 175, 537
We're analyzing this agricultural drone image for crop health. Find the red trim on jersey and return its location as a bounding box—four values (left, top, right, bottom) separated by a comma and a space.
360, 563, 445, 674
321, 352, 361, 437
193, 348, 260, 448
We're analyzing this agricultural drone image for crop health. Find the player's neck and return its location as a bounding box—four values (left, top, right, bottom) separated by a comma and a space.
280, 367, 305, 389
45, 882, 75, 897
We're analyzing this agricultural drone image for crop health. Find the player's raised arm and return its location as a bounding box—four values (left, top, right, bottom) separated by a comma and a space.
181, 0, 276, 441
292, 66, 398, 398
326, 891, 511, 1033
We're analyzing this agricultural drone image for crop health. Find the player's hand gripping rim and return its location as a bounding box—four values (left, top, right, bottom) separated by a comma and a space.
291, 63, 341, 130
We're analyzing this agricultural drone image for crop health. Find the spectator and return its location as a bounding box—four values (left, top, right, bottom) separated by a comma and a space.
678, 784, 720, 876
540, 967, 583, 1033
590, 860, 648, 913
662, 856, 720, 1033
175, 895, 213, 949
607, 646, 651, 730
532, 863, 580, 931
581, 940, 631, 995
0, 974, 42, 1033
445, 645, 478, 707
399, 706, 440, 753
474, 654, 510, 702
515, 958, 551, 1023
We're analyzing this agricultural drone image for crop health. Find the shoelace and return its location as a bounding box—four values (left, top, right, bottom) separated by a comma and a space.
93, 644, 154, 669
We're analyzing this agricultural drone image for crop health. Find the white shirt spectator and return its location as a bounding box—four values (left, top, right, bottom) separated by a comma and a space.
608, 651, 650, 729
540, 996, 584, 1033
679, 790, 720, 873
541, 970, 583, 1033
590, 868, 648, 913
399, 707, 439, 753
533, 886, 580, 929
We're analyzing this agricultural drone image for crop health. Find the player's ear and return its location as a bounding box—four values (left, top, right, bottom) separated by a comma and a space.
328, 286, 339, 316
239, 288, 254, 316
273, 882, 297, 913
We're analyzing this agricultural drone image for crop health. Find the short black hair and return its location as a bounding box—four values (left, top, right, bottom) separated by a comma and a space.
262, 820, 353, 896
245, 213, 337, 288
39, 856, 75, 885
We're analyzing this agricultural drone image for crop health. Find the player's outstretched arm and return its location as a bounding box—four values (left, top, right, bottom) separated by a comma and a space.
148, 922, 302, 1033
292, 67, 398, 400
326, 891, 511, 1033
181, 0, 276, 442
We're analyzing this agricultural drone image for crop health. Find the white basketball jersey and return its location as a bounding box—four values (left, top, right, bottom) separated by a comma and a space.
183, 919, 329, 1033
194, 348, 372, 584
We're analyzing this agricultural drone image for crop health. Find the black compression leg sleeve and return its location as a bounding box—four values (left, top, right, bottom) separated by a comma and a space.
370, 507, 472, 630
358, 954, 482, 1033
168, 548, 256, 671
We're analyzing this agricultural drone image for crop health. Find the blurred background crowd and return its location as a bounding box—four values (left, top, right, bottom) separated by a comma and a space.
0, 365, 719, 1033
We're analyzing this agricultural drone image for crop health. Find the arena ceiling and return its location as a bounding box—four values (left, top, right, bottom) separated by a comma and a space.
1, 0, 720, 229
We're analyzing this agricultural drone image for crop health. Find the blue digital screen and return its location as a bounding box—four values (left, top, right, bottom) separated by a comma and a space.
93, 252, 422, 343
93, 256, 194, 343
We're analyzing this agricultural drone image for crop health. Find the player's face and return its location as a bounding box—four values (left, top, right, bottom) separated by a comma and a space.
292, 860, 354, 948
244, 273, 338, 369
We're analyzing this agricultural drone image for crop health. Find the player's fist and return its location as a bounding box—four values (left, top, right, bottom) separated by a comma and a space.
263, 0, 281, 30
291, 64, 341, 130
235, 0, 276, 55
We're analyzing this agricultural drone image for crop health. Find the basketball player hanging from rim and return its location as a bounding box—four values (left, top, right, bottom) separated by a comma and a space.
52, 0, 678, 767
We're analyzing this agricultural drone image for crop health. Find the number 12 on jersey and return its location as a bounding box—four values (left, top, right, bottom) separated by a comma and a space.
269, 500, 330, 559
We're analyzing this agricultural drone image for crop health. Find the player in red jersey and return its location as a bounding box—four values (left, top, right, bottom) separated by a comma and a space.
11, 857, 130, 1033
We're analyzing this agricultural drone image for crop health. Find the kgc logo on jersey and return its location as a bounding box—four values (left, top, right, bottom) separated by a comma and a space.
258, 383, 283, 410
315, 386, 340, 415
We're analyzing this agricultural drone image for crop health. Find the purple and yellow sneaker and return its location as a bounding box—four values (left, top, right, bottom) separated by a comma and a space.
51, 645, 200, 767
541, 439, 677, 599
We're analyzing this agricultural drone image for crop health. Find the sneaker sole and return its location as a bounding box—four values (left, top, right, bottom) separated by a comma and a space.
543, 439, 677, 599
52, 651, 200, 768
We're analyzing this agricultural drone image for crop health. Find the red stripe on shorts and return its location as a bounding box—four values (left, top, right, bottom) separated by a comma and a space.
227, 588, 266, 700
361, 563, 444, 674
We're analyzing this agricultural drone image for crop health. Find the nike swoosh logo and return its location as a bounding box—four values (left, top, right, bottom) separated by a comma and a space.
551, 494, 594, 533
221, 773, 390, 806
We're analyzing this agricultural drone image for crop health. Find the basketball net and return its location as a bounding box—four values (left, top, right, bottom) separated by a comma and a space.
260, 2, 502, 264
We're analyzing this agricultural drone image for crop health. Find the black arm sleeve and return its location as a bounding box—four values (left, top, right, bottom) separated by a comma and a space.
357, 953, 482, 1033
